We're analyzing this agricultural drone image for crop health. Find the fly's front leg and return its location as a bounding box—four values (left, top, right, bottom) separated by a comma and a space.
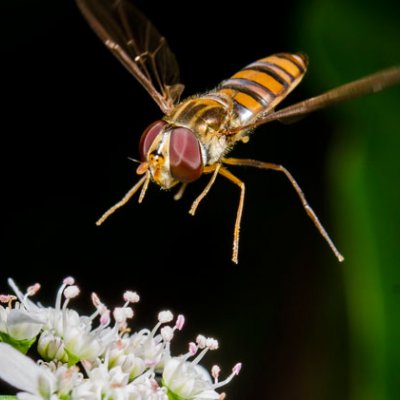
189, 164, 221, 215
174, 183, 187, 201
96, 174, 148, 226
223, 157, 344, 262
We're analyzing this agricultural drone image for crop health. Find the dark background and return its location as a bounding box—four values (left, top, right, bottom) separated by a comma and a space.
1, 0, 400, 399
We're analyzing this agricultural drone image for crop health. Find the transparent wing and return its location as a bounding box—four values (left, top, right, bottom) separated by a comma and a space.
76, 0, 184, 114
261, 66, 400, 124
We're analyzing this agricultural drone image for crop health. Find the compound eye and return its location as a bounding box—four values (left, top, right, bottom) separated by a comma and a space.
169, 127, 203, 183
139, 120, 167, 161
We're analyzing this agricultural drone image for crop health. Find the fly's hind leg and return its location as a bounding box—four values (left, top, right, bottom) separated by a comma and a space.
222, 157, 344, 262
218, 167, 245, 264
188, 163, 244, 264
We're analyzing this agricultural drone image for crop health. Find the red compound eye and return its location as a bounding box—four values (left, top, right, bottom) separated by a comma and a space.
139, 120, 167, 161
169, 127, 203, 183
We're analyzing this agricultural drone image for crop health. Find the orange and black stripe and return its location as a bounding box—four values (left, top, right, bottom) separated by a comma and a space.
218, 52, 308, 123
166, 96, 228, 134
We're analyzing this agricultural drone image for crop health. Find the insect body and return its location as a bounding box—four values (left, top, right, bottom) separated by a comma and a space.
142, 53, 307, 189
76, 0, 400, 263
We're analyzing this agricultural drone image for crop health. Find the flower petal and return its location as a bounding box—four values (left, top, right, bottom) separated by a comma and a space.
7, 310, 44, 340
0, 343, 54, 395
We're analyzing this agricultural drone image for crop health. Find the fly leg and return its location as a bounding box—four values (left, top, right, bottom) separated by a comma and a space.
223, 157, 344, 262
189, 164, 221, 215
189, 163, 244, 264
96, 174, 148, 226
174, 183, 187, 201
218, 167, 245, 264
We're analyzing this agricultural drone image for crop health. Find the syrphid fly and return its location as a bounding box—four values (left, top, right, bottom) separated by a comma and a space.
76, 0, 400, 263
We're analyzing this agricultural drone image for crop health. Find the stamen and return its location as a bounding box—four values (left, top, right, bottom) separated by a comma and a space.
56, 281, 69, 311
233, 363, 242, 375
63, 277, 75, 286
189, 342, 198, 356
7, 278, 25, 304
213, 363, 242, 389
149, 311, 174, 338
192, 337, 218, 365
123, 291, 140, 304
0, 294, 16, 305
27, 283, 41, 297
212, 365, 221, 382
161, 326, 174, 342
175, 315, 185, 331
64, 286, 80, 299
196, 335, 206, 349
158, 311, 173, 324
90, 293, 108, 321
206, 338, 219, 350
191, 348, 207, 365
91, 293, 101, 308
100, 309, 111, 326
114, 307, 134, 323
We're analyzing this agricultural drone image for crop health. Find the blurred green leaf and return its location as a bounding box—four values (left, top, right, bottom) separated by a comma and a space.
297, 1, 400, 399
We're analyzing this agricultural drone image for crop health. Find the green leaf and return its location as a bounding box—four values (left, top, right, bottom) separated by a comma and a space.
0, 332, 36, 354
0, 396, 18, 400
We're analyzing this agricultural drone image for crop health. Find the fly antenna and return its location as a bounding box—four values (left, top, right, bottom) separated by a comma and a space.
127, 157, 141, 164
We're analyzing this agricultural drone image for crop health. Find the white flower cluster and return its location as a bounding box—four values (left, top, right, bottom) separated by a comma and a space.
0, 277, 241, 400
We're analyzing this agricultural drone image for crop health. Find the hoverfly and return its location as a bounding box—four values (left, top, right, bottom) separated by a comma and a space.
76, 0, 400, 264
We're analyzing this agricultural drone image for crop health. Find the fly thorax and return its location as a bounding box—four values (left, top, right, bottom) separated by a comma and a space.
201, 132, 231, 165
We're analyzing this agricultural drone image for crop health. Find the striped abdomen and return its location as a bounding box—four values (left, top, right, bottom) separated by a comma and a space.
218, 53, 308, 124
